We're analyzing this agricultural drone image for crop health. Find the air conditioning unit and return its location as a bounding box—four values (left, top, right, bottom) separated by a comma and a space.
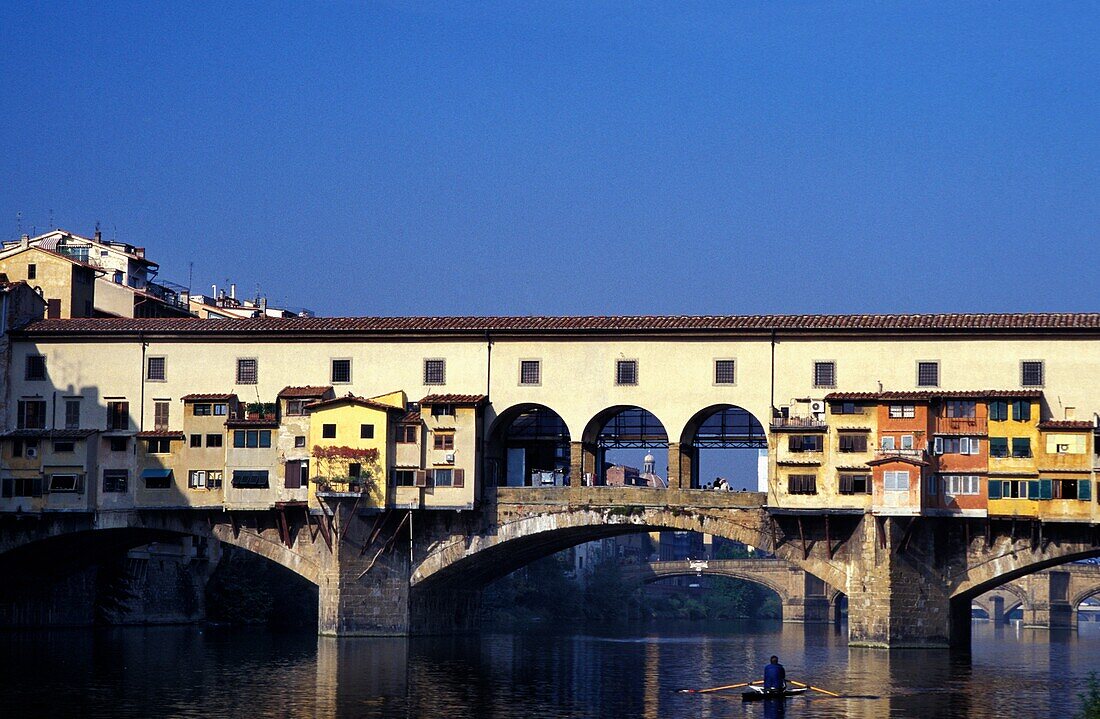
26, 446, 37, 458
810, 400, 827, 417
444, 452, 455, 464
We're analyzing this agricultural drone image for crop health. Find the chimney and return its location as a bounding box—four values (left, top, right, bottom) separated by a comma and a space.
230, 283, 236, 300
20, 234, 29, 249
94, 228, 102, 243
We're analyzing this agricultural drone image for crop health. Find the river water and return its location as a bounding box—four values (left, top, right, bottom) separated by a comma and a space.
1, 620, 1097, 718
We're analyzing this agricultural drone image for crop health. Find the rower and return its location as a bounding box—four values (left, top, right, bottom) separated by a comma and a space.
763, 656, 786, 692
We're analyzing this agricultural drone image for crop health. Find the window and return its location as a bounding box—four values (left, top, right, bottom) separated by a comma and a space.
331, 358, 352, 384
10, 439, 23, 458
189, 470, 207, 489
935, 437, 979, 455
431, 404, 455, 417
322, 424, 336, 439
46, 299, 60, 319
233, 430, 271, 448
348, 462, 361, 479
232, 470, 269, 488
945, 401, 976, 418
884, 471, 910, 492
190, 434, 202, 448
1053, 479, 1091, 501
889, 405, 915, 419
831, 402, 860, 415
813, 361, 836, 388
520, 360, 541, 385
207, 470, 223, 489
424, 359, 446, 385
393, 469, 416, 487
1011, 400, 1031, 422
214, 404, 228, 416
397, 425, 417, 443
900, 435, 914, 450
357, 424, 374, 439
787, 474, 817, 495
294, 435, 306, 448
147, 356, 166, 381
989, 401, 1008, 422
787, 434, 823, 453
112, 270, 122, 283
109, 437, 128, 452
881, 436, 896, 451
616, 359, 638, 386
285, 399, 307, 416
989, 437, 1008, 458
944, 475, 980, 495
107, 401, 129, 431
432, 469, 453, 487
926, 474, 938, 496
144, 470, 172, 489
154, 401, 170, 431
434, 433, 455, 451
838, 434, 867, 453
989, 479, 1031, 499
284, 460, 307, 489
917, 361, 939, 387
1021, 360, 1044, 387
17, 400, 47, 429
714, 359, 736, 385
25, 355, 46, 381
5, 476, 42, 497
103, 470, 128, 493
1012, 438, 1032, 458
64, 399, 80, 429
236, 358, 258, 385
146, 438, 172, 454
48, 474, 82, 493
53, 440, 75, 453
27, 263, 36, 279
193, 404, 212, 416
206, 433, 223, 448
838, 473, 871, 494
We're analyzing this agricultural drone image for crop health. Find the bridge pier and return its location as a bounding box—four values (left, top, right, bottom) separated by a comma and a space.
845, 516, 960, 648
667, 443, 695, 489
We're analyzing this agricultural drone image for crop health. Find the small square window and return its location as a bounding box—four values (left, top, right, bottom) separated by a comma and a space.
147, 356, 166, 382
193, 404, 212, 416
331, 359, 352, 384
397, 425, 417, 443
424, 359, 446, 385
714, 359, 736, 385
25, 355, 46, 381
434, 433, 454, 451
813, 361, 836, 388
52, 441, 75, 453
206, 434, 223, 448
1021, 361, 1044, 387
322, 424, 336, 439
616, 359, 638, 386
916, 361, 939, 388
27, 263, 36, 279
294, 435, 306, 448
520, 360, 541, 385
190, 434, 202, 448
236, 358, 258, 385
360, 424, 374, 439
109, 437, 128, 452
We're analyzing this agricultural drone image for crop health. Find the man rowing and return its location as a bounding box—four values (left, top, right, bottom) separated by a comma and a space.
763, 655, 786, 693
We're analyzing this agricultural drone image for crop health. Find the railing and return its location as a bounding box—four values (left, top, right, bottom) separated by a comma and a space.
935, 417, 987, 434
770, 416, 827, 430
874, 448, 927, 461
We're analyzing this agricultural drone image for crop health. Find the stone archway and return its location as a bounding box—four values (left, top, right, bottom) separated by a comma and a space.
486, 403, 572, 487
578, 406, 671, 487
676, 404, 769, 490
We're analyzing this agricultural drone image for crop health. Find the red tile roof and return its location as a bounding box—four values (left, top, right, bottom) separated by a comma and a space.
418, 394, 488, 405
15, 313, 1100, 337
136, 430, 184, 438
825, 390, 1044, 401
400, 410, 421, 424
181, 393, 236, 402
278, 385, 332, 398
225, 418, 279, 428
305, 394, 404, 413
0, 429, 97, 439
1038, 420, 1095, 430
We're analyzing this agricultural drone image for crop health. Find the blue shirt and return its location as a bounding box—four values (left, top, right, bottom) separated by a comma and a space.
763, 662, 786, 690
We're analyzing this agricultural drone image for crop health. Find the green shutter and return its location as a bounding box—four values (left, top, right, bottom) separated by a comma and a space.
988, 479, 1001, 500
1079, 480, 1092, 502
1027, 480, 1040, 500
1039, 479, 1053, 500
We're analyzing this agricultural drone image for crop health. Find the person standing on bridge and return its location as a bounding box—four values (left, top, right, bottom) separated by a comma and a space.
763, 656, 786, 692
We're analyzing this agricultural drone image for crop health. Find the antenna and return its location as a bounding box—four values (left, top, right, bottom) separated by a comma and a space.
187, 262, 193, 294
16, 211, 22, 235
47, 209, 53, 227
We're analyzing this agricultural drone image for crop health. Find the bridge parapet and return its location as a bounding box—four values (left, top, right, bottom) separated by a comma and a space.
490, 486, 767, 509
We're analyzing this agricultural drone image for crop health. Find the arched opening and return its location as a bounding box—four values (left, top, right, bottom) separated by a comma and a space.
1078, 595, 1100, 624
581, 406, 669, 487
833, 593, 848, 624
488, 404, 572, 487
679, 404, 768, 490
972, 606, 990, 620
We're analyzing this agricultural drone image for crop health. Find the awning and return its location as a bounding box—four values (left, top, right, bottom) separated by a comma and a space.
141, 468, 173, 479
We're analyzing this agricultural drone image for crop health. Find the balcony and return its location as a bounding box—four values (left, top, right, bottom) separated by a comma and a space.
875, 448, 927, 462
935, 417, 987, 435
770, 416, 827, 432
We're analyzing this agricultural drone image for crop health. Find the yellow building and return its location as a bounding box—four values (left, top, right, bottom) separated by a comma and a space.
769, 400, 828, 509
306, 392, 406, 509
987, 394, 1042, 518
825, 395, 876, 511
0, 429, 97, 512
417, 394, 485, 511
0, 245, 98, 318
1037, 420, 1094, 522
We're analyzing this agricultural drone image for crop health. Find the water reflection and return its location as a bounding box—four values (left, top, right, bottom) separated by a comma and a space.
1, 621, 1100, 718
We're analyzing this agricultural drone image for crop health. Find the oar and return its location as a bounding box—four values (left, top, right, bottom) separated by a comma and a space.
679, 680, 762, 694
789, 680, 840, 697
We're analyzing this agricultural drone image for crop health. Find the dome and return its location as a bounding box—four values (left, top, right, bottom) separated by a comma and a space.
644, 453, 655, 463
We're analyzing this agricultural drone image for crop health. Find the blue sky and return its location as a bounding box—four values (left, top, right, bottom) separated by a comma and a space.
1, 2, 1097, 317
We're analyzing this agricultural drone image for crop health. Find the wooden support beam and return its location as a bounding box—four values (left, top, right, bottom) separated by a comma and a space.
964, 519, 970, 553
276, 507, 292, 548
359, 510, 391, 557
825, 514, 835, 559
897, 517, 917, 555
985, 519, 992, 549
230, 511, 239, 539
877, 516, 887, 550
797, 516, 808, 560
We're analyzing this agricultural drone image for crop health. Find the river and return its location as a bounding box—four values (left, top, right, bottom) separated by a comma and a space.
1, 620, 1097, 718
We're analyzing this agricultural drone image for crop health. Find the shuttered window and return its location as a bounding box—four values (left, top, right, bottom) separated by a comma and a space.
838, 434, 867, 452
787, 474, 817, 494
838, 474, 871, 494
25, 355, 46, 381
65, 399, 81, 429
106, 401, 129, 431
154, 401, 170, 430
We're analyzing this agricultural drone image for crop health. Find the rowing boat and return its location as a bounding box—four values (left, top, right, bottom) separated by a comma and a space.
741, 685, 808, 701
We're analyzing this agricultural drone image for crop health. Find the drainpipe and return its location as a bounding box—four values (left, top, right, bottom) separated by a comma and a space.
482, 330, 493, 497
139, 334, 147, 433
770, 329, 777, 416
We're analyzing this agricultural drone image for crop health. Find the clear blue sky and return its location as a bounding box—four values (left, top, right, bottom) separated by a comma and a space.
2, 2, 1097, 317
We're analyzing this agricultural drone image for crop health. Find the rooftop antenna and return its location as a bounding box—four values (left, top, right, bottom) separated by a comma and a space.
47, 209, 53, 228
187, 262, 193, 295
16, 211, 22, 235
